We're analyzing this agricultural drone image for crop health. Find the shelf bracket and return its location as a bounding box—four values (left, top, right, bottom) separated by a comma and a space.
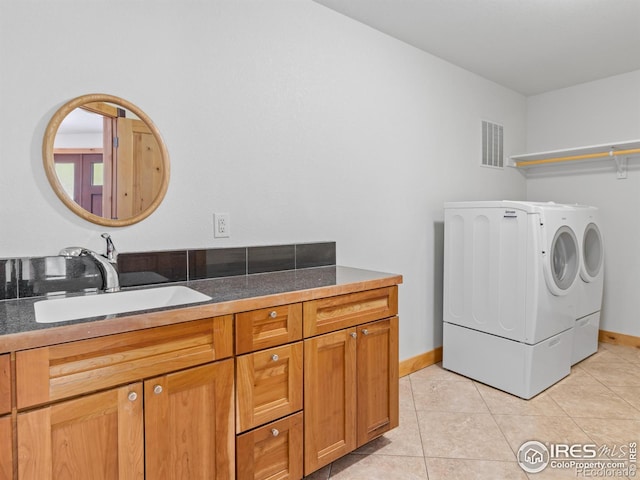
614, 153, 628, 179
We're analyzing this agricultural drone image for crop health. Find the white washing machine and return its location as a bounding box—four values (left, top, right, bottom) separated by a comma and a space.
571, 205, 604, 364
442, 201, 580, 398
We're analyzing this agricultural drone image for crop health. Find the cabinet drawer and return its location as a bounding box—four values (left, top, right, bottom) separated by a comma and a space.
16, 315, 233, 409
236, 342, 303, 432
303, 286, 398, 337
236, 412, 303, 480
0, 354, 10, 415
236, 303, 302, 354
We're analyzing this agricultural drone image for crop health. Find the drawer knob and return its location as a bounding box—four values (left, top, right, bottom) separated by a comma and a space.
362, 329, 369, 336
269, 310, 278, 318
350, 332, 357, 339
153, 385, 163, 395
271, 354, 279, 362
128, 391, 138, 402
271, 428, 279, 437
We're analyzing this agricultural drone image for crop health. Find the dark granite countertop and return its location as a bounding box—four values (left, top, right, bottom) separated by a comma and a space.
0, 266, 402, 353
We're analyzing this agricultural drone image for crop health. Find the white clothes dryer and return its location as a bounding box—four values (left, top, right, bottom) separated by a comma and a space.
571, 204, 604, 364
442, 201, 580, 398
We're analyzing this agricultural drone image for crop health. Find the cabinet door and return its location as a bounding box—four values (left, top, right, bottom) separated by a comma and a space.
303, 329, 356, 475
145, 359, 234, 480
356, 317, 399, 447
236, 342, 303, 432
0, 354, 10, 415
17, 383, 144, 480
236, 412, 303, 480
0, 416, 12, 480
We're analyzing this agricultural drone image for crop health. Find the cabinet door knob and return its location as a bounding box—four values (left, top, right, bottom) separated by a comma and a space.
153, 385, 163, 395
350, 332, 357, 339
362, 329, 369, 335
128, 391, 138, 402
269, 310, 278, 318
271, 428, 279, 437
271, 354, 279, 362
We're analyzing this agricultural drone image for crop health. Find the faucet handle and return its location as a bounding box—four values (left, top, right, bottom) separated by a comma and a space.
59, 246, 84, 257
101, 233, 118, 263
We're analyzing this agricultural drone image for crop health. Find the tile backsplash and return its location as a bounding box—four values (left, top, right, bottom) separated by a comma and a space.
0, 259, 17, 300
247, 244, 296, 275
0, 242, 336, 300
119, 250, 188, 287
19, 256, 102, 297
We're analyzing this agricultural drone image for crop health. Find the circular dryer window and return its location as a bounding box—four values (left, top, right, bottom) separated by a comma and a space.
551, 226, 579, 291
583, 223, 603, 279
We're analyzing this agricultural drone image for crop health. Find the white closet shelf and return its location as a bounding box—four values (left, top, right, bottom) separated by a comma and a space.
510, 139, 640, 178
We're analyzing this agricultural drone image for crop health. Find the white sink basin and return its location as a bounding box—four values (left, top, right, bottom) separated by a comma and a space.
34, 286, 212, 324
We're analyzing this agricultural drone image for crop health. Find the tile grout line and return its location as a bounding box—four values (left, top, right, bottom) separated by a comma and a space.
408, 374, 432, 479
473, 380, 523, 466
579, 351, 640, 418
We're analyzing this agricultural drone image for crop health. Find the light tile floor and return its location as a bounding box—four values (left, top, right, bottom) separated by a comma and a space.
304, 343, 640, 479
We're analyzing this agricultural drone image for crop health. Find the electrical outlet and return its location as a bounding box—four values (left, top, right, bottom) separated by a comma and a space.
214, 213, 230, 238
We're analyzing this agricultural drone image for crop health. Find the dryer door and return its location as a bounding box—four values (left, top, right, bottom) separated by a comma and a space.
544, 226, 579, 296
580, 223, 603, 282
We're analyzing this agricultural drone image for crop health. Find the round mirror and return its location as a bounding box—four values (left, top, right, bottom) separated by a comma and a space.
43, 94, 170, 227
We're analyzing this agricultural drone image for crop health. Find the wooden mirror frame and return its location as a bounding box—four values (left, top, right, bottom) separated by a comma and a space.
43, 93, 170, 227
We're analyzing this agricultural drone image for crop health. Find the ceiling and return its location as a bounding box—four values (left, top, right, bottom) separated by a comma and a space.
312, 0, 640, 96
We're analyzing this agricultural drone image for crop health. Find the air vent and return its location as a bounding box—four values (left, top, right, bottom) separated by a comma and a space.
482, 120, 503, 168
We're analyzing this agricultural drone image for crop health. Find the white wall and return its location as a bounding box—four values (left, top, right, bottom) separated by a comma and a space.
0, 0, 527, 360
526, 70, 640, 337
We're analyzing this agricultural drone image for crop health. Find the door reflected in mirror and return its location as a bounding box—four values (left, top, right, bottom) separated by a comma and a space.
43, 94, 170, 227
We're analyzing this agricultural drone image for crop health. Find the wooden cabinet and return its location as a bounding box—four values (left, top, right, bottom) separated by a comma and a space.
356, 318, 399, 447
235, 304, 304, 479
0, 415, 12, 480
14, 316, 234, 480
236, 304, 302, 355
303, 287, 399, 475
236, 343, 303, 432
0, 354, 12, 480
17, 382, 144, 480
302, 286, 397, 337
303, 328, 357, 473
236, 412, 303, 480
8, 280, 400, 480
145, 360, 234, 479
0, 354, 10, 415
16, 316, 233, 409
16, 361, 234, 480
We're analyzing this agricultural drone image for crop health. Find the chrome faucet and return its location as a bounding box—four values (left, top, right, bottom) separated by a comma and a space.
60, 234, 120, 293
